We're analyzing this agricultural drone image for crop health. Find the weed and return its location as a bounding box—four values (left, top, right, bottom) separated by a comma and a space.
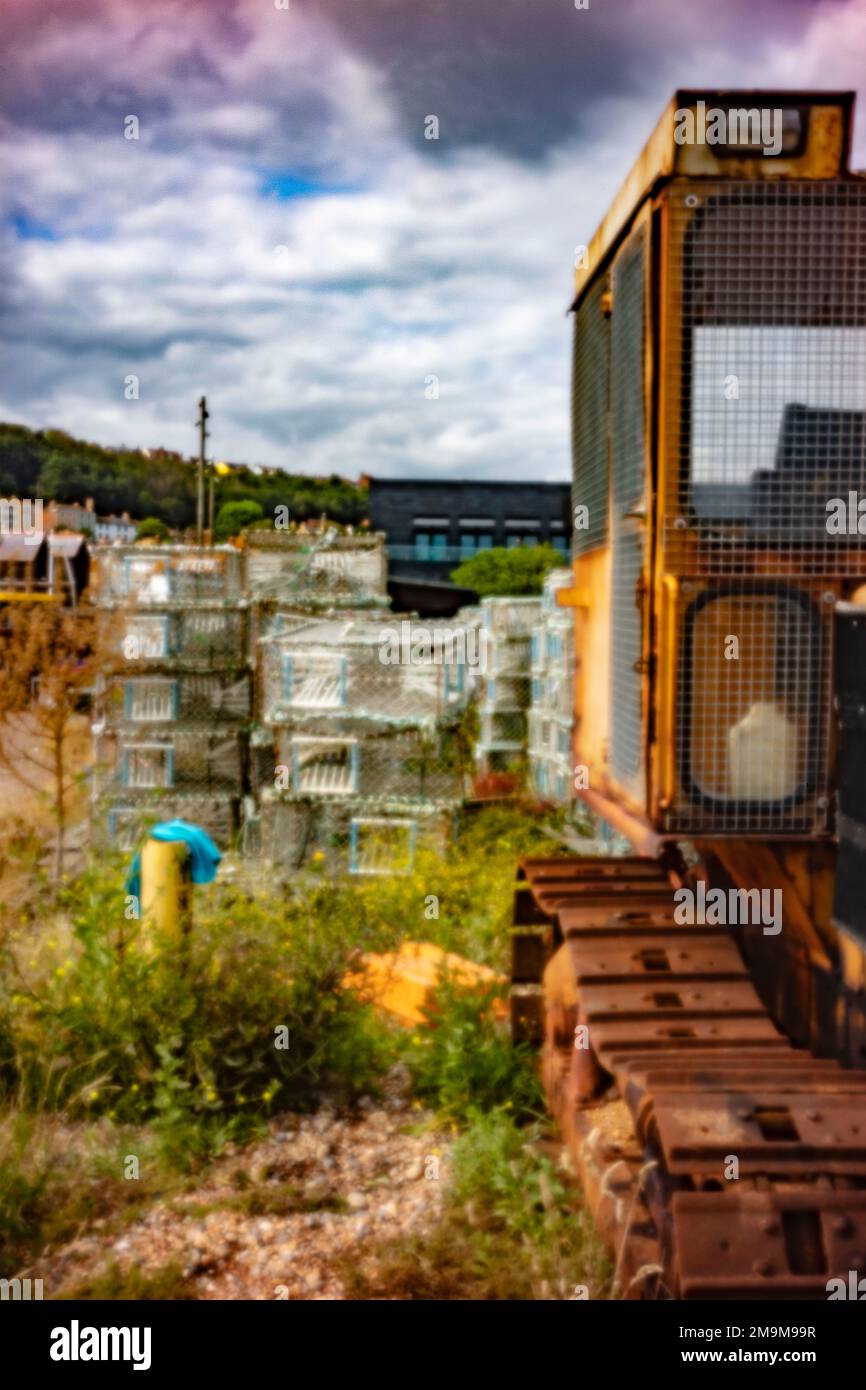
342, 1108, 611, 1301
58, 1260, 194, 1301
402, 977, 543, 1124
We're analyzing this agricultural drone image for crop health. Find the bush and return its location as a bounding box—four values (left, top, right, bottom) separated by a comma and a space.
450, 544, 565, 596
403, 978, 543, 1124
135, 517, 170, 541
0, 807, 567, 1163
0, 867, 398, 1163
214, 500, 264, 542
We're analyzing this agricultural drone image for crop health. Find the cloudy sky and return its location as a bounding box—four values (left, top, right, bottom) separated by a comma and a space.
2, 0, 866, 479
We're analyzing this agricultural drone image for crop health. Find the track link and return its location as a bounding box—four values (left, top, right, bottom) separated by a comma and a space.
511, 855, 866, 1300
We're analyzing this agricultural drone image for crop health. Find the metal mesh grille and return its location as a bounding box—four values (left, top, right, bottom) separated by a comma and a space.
350, 818, 416, 876
609, 228, 647, 795
659, 180, 863, 834
664, 180, 866, 576
572, 276, 610, 552
258, 797, 445, 874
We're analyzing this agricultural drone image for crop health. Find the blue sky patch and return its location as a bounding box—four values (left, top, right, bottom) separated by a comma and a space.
9, 212, 57, 241
258, 170, 354, 200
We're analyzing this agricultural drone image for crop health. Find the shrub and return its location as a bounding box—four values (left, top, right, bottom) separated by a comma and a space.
0, 807, 567, 1161
450, 543, 564, 597
135, 517, 170, 541
403, 978, 543, 1124
0, 866, 398, 1162
214, 500, 264, 542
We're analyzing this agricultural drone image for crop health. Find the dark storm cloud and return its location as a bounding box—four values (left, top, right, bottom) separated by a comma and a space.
0, 0, 832, 158
0, 0, 863, 474
303, 0, 830, 157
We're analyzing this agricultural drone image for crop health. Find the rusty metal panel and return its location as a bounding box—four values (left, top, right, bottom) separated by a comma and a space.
673, 1190, 866, 1299
652, 1092, 866, 1177
603, 1045, 795, 1081
634, 1061, 865, 1093
581, 979, 767, 1024
558, 906, 683, 938
536, 882, 675, 915
591, 1016, 786, 1060
517, 855, 666, 885
568, 933, 748, 983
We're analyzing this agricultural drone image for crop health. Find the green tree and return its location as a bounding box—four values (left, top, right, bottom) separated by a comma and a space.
136, 516, 171, 541
214, 499, 264, 542
0, 421, 367, 531
450, 544, 564, 597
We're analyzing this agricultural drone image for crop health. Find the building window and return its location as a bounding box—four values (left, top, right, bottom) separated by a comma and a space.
413, 517, 450, 561
459, 533, 494, 557
413, 531, 449, 560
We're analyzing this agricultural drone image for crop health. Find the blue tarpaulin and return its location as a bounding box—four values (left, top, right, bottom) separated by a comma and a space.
125, 820, 221, 899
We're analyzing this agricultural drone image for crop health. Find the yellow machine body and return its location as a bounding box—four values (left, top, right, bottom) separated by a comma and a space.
563, 90, 866, 1046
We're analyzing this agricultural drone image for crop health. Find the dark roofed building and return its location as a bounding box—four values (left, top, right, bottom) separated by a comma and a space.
369, 478, 572, 591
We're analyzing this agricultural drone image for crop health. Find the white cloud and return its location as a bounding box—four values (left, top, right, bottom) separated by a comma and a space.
2, 0, 866, 480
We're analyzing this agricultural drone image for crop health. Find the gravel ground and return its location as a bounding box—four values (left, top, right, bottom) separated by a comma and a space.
32, 1072, 451, 1301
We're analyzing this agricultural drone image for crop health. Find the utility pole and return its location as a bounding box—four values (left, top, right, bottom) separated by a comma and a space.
196, 395, 209, 547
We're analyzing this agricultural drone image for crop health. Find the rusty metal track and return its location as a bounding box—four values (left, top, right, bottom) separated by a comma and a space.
511, 854, 866, 1300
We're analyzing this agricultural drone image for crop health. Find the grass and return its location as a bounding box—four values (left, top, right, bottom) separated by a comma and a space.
0, 803, 605, 1298
180, 1184, 350, 1220
403, 976, 543, 1123
341, 1109, 612, 1301
0, 1110, 188, 1279
57, 1261, 195, 1301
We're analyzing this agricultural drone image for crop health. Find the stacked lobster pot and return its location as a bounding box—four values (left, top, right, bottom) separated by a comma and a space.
93, 544, 250, 848
242, 528, 404, 862
474, 596, 541, 775
243, 528, 389, 651
528, 568, 575, 803
254, 614, 475, 874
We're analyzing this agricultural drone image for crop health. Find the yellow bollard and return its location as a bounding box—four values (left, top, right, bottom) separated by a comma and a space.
139, 837, 192, 947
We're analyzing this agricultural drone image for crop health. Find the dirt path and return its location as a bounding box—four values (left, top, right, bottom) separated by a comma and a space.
31, 1086, 451, 1301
